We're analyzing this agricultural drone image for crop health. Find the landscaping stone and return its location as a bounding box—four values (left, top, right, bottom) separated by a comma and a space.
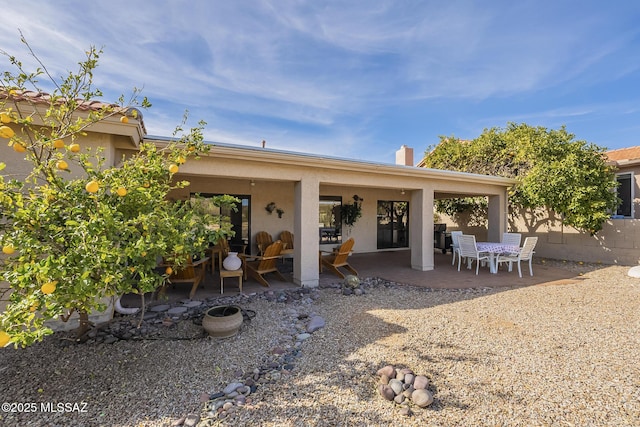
375, 364, 434, 409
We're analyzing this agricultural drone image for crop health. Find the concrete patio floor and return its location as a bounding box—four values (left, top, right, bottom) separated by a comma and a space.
154, 249, 586, 303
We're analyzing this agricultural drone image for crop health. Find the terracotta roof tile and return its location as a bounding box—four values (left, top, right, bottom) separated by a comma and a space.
0, 89, 125, 112
605, 146, 640, 163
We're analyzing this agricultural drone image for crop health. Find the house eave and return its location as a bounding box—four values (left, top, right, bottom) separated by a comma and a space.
145, 136, 517, 187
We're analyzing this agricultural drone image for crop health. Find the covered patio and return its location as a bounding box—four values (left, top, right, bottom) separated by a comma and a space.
155, 250, 582, 301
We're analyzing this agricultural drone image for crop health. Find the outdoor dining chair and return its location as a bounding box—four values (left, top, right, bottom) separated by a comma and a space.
496, 236, 538, 278
457, 234, 490, 275
450, 230, 463, 266
501, 232, 522, 246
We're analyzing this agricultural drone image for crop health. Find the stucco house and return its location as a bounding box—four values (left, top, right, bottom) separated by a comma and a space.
1, 92, 516, 289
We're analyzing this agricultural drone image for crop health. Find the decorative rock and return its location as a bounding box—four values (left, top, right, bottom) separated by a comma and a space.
394, 394, 405, 404
209, 391, 225, 400
307, 316, 326, 333
404, 373, 415, 385
628, 265, 640, 278
150, 304, 171, 312
413, 375, 429, 390
183, 414, 200, 427
399, 407, 412, 417
376, 365, 396, 378
296, 333, 311, 341
182, 300, 203, 308
103, 335, 118, 344
223, 382, 243, 395
412, 389, 434, 407
395, 371, 405, 382
167, 306, 188, 315
388, 379, 404, 395
379, 374, 390, 385
200, 392, 211, 402
378, 384, 395, 401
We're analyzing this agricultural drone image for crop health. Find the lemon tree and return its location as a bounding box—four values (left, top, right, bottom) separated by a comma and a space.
0, 37, 232, 347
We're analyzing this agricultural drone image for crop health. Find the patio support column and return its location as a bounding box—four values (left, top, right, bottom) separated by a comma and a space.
410, 188, 434, 271
488, 193, 507, 242
293, 176, 320, 287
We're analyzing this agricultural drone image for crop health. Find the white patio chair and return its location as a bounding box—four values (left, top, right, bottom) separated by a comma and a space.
450, 231, 463, 266
496, 236, 538, 278
501, 232, 522, 246
457, 234, 490, 275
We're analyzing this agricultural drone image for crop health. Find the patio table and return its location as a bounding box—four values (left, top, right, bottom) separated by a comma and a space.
476, 242, 520, 274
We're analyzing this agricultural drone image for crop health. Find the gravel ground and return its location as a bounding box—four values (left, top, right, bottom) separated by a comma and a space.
1, 260, 639, 426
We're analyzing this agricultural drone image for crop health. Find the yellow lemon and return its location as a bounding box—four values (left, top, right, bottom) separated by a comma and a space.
0, 125, 15, 139
56, 160, 68, 170
29, 304, 38, 312
143, 182, 150, 188
165, 267, 173, 275
0, 331, 10, 347
176, 155, 186, 165
69, 143, 80, 153
116, 187, 127, 197
2, 244, 15, 255
168, 164, 179, 174
53, 139, 65, 149
13, 142, 26, 153
41, 281, 57, 294
120, 116, 129, 124
85, 180, 99, 193
0, 112, 11, 123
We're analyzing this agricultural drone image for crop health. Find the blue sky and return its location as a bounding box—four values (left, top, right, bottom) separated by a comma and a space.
2, 1, 640, 163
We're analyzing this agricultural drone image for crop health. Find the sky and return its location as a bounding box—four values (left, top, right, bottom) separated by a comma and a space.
1, 1, 640, 164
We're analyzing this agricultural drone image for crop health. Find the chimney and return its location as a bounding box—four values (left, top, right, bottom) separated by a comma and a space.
395, 145, 414, 166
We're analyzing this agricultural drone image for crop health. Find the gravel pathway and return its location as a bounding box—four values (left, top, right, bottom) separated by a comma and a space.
1, 261, 639, 426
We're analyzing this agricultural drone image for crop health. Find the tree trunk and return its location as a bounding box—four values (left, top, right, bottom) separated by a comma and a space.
76, 311, 91, 339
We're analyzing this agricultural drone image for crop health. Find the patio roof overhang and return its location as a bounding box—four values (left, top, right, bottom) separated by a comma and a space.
144, 136, 517, 196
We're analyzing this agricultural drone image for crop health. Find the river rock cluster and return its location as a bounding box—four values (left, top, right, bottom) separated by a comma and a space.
377, 364, 434, 413
341, 274, 365, 296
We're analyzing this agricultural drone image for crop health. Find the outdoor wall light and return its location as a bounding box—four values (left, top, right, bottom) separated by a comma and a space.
401, 189, 405, 195
250, 180, 255, 186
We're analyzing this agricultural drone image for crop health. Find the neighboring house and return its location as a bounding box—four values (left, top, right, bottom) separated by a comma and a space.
605, 146, 640, 219
1, 93, 516, 288
427, 145, 640, 265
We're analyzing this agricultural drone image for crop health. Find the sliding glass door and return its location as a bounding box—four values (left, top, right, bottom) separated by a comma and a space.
377, 201, 409, 249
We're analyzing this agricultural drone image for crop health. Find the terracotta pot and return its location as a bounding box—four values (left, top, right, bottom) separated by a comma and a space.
202, 305, 243, 338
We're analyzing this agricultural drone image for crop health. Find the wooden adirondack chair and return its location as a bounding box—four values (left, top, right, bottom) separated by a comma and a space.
208, 236, 230, 273
255, 231, 273, 256
319, 237, 358, 278
279, 230, 294, 257
242, 240, 286, 287
161, 256, 209, 299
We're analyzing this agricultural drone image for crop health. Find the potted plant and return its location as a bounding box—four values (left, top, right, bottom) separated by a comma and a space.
340, 195, 363, 228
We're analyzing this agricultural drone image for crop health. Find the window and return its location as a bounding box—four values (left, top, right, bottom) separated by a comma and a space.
319, 196, 342, 243
615, 173, 634, 218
